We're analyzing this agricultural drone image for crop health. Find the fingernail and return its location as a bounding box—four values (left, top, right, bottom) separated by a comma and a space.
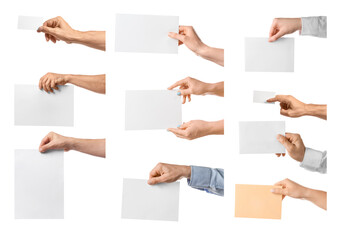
276, 134, 281, 139
177, 92, 181, 96
177, 125, 181, 128
270, 189, 275, 193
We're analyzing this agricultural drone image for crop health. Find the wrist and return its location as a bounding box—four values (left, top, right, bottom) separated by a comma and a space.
301, 187, 312, 199
181, 165, 191, 179
65, 137, 76, 150
63, 74, 72, 84
296, 18, 302, 31
69, 30, 85, 44
205, 120, 224, 135
195, 43, 209, 57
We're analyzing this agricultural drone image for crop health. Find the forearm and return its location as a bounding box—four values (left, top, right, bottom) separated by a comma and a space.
303, 188, 327, 210
197, 45, 224, 67
68, 138, 106, 158
66, 74, 105, 94
206, 81, 224, 97
71, 31, 106, 51
206, 120, 224, 135
305, 104, 327, 120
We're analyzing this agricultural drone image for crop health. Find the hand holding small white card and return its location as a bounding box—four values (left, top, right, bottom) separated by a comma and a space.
125, 90, 182, 130
115, 14, 179, 54
253, 91, 276, 104
121, 178, 180, 221
245, 38, 294, 72
239, 121, 285, 154
18, 16, 44, 30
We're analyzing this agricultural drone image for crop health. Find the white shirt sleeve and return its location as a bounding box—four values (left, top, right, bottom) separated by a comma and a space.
300, 147, 327, 173
301, 16, 327, 38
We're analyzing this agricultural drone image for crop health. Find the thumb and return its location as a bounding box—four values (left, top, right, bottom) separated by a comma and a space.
271, 187, 288, 196
168, 32, 185, 42
277, 134, 293, 151
39, 142, 53, 153
268, 30, 284, 42
37, 26, 57, 35
280, 108, 291, 117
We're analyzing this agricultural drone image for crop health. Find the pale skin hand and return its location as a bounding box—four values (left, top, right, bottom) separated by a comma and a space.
168, 77, 224, 104
276, 133, 306, 162
271, 178, 327, 210
168, 119, 224, 140
168, 26, 224, 66
268, 18, 302, 42
267, 95, 327, 120
39, 132, 106, 158
39, 72, 106, 94
148, 162, 191, 185
37, 16, 106, 51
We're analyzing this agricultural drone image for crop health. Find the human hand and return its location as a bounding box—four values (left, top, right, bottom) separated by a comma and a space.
168, 26, 206, 54
267, 95, 307, 118
271, 178, 308, 200
39, 72, 68, 93
168, 77, 211, 103
147, 163, 191, 185
37, 16, 78, 44
268, 18, 302, 42
276, 133, 306, 162
39, 132, 73, 153
168, 120, 217, 140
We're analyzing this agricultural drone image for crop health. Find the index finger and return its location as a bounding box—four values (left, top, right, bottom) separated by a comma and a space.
168, 78, 187, 90
266, 95, 286, 103
167, 127, 185, 136
43, 17, 59, 28
39, 134, 51, 148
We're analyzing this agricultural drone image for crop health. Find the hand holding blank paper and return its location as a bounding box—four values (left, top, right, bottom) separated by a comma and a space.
148, 163, 191, 185
168, 26, 224, 66
168, 119, 224, 140
37, 16, 105, 50
276, 133, 305, 161
271, 179, 327, 210
269, 18, 302, 42
168, 77, 224, 103
267, 95, 327, 120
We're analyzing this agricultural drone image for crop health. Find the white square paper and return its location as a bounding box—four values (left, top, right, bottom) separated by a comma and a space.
18, 16, 44, 30
115, 14, 179, 54
245, 38, 294, 72
253, 91, 276, 104
239, 121, 285, 154
125, 90, 182, 130
14, 84, 74, 126
15, 149, 64, 219
121, 178, 180, 221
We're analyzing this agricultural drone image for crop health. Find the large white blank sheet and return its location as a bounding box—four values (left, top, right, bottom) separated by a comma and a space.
253, 91, 276, 104
115, 14, 179, 54
121, 178, 180, 221
18, 16, 44, 30
15, 149, 64, 219
15, 84, 74, 126
125, 90, 182, 130
245, 38, 294, 72
239, 121, 285, 154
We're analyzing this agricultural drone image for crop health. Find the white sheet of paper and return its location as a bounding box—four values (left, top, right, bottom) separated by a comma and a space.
15, 149, 64, 219
115, 14, 179, 54
121, 178, 180, 221
245, 38, 294, 72
18, 16, 44, 30
125, 90, 182, 130
239, 121, 285, 154
14, 84, 74, 126
253, 91, 276, 104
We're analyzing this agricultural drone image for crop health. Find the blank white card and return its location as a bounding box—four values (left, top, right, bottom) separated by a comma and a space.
121, 178, 180, 221
15, 84, 74, 126
239, 121, 285, 154
115, 14, 179, 53
245, 38, 294, 72
15, 149, 64, 219
18, 16, 44, 30
125, 90, 182, 130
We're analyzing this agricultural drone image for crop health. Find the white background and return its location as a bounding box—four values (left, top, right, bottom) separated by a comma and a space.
0, 0, 337, 239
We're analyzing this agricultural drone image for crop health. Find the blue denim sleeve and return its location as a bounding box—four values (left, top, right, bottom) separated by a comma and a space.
187, 166, 224, 196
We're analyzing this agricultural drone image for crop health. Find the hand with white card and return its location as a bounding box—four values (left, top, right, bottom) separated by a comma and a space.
39, 132, 106, 158
168, 26, 224, 66
147, 163, 191, 185
275, 133, 305, 161
271, 178, 327, 210
267, 95, 327, 120
168, 119, 224, 140
39, 72, 105, 94
269, 18, 302, 42
168, 77, 224, 104
37, 16, 105, 51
